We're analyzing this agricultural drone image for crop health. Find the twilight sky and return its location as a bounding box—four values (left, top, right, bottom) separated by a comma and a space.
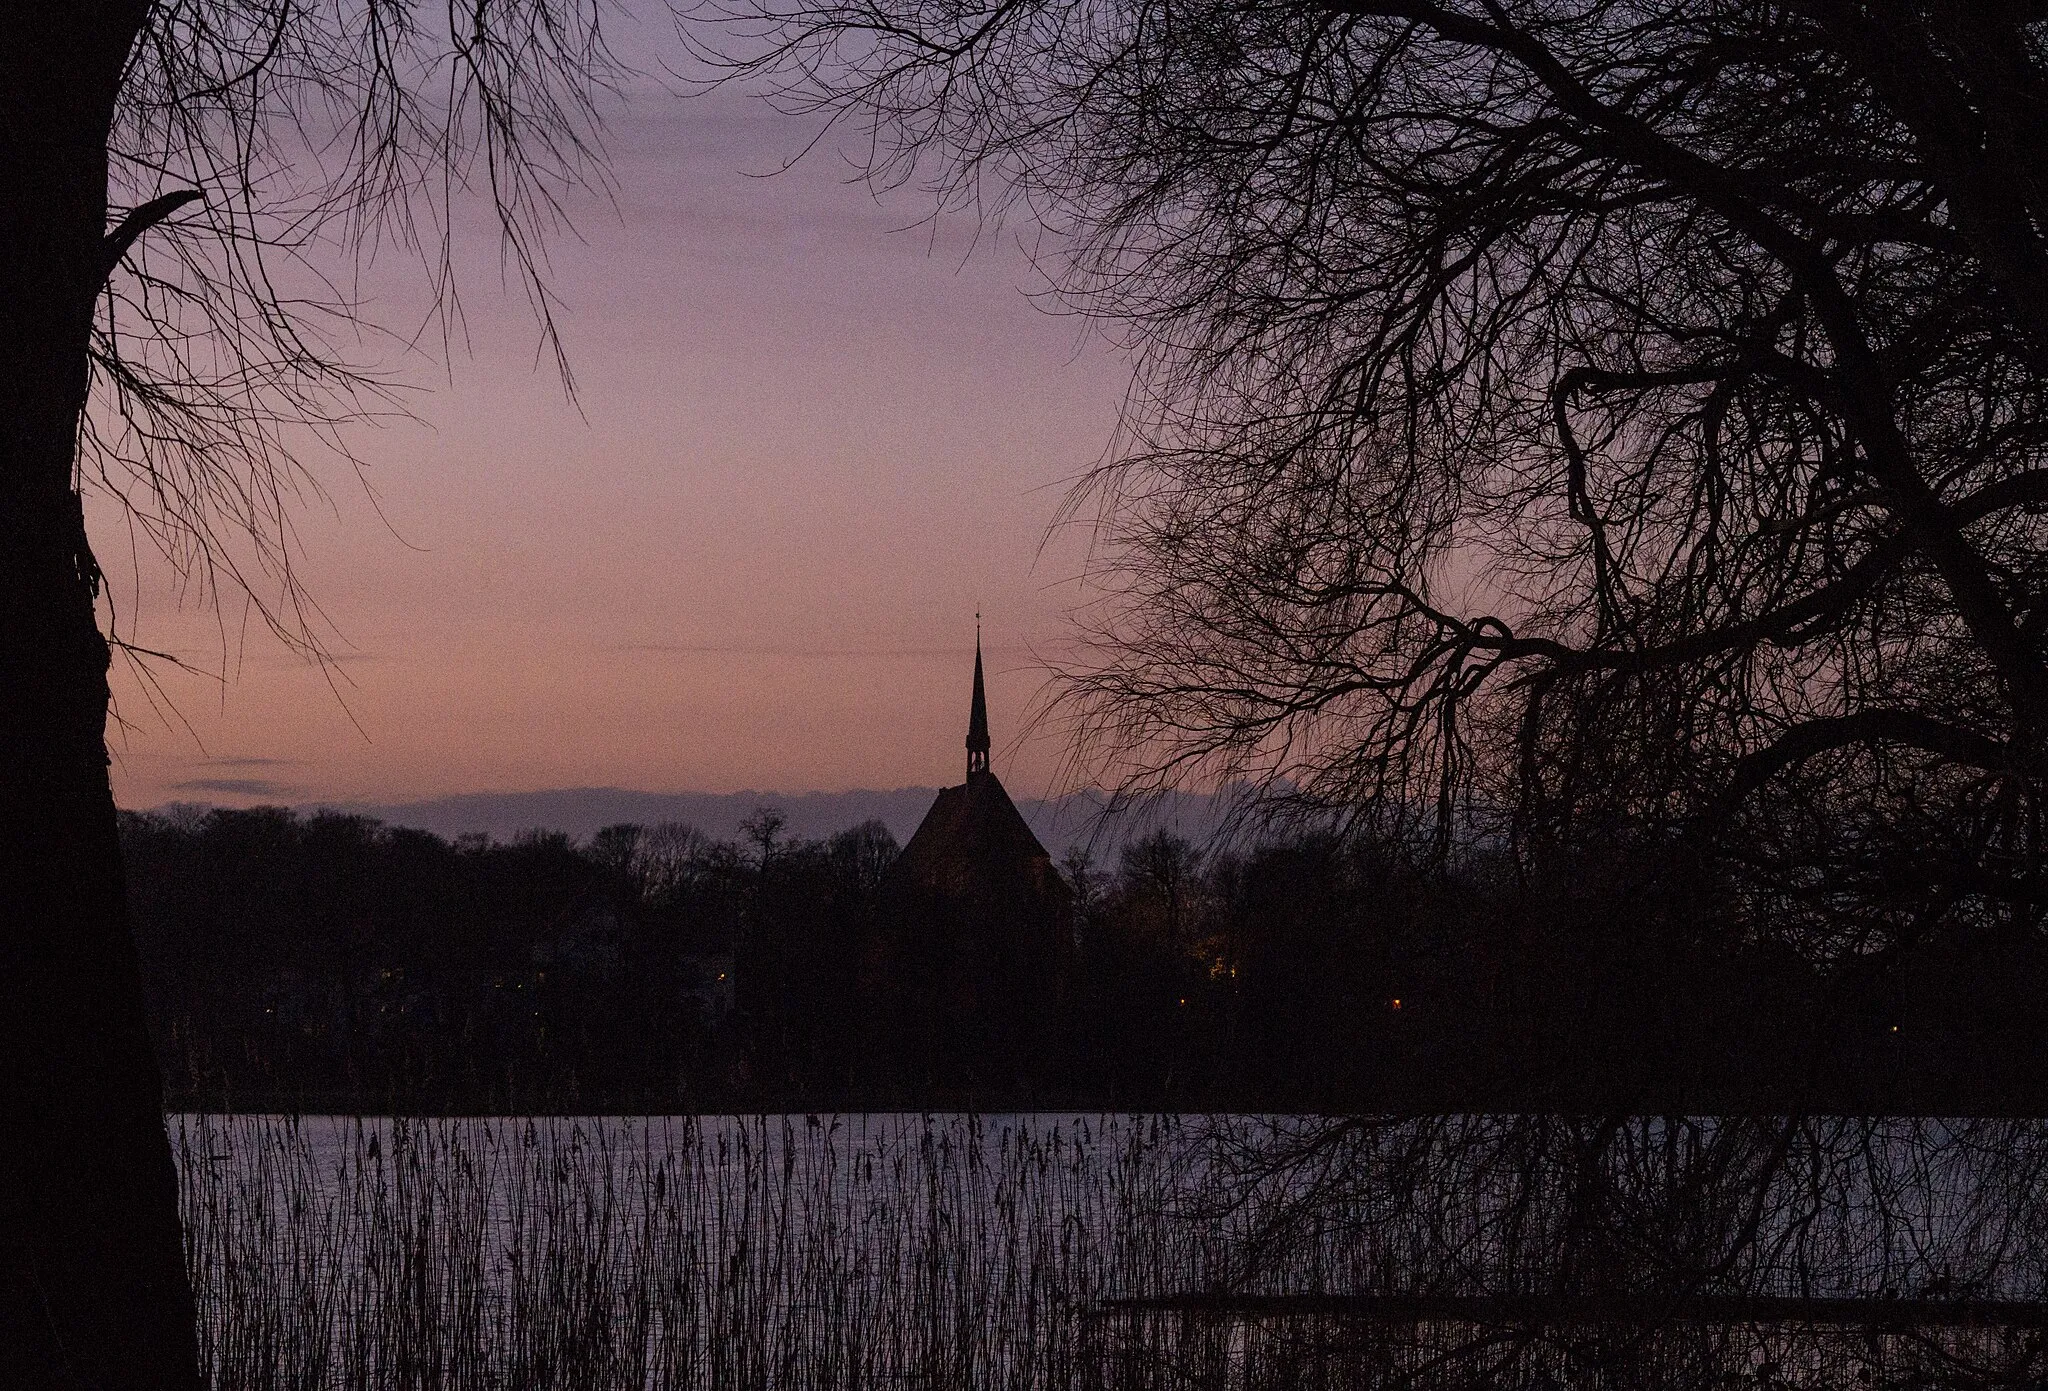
97, 52, 1130, 813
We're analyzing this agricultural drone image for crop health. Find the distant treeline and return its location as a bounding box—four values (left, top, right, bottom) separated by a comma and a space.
123, 806, 2048, 1113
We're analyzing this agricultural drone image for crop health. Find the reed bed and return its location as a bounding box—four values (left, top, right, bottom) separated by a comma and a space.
174, 1114, 2048, 1390
176, 1113, 1241, 1391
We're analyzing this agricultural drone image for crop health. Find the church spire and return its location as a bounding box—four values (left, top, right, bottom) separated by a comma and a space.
967, 618, 990, 777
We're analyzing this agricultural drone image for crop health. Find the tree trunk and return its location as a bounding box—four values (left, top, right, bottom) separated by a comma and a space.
0, 4, 201, 1387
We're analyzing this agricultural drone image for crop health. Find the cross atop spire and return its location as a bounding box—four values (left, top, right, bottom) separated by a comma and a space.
966, 618, 991, 777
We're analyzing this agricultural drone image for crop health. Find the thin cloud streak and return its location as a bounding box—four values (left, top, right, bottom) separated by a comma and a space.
170, 778, 297, 797
616, 643, 1040, 659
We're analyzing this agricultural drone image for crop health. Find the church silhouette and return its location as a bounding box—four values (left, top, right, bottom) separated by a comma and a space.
866, 629, 1074, 1087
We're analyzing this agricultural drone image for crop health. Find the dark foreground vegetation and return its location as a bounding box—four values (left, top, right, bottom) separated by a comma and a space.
178, 1112, 2048, 1391
127, 805, 2048, 1114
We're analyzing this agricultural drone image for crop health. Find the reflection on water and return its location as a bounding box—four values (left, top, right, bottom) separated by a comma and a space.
174, 1113, 2048, 1388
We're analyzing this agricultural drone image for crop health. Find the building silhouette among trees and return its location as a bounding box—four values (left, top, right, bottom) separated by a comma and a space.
867, 631, 1073, 1090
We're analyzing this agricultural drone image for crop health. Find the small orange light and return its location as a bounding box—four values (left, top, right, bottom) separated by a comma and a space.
1391, 998, 1403, 1010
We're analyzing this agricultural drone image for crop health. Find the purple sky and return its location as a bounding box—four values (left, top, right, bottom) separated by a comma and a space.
98, 57, 1132, 814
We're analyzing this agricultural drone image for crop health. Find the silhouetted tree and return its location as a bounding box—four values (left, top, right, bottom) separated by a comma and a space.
2, 3, 620, 1381
735, 819, 899, 1092
639, 820, 721, 904
121, 804, 2048, 1112
742, 807, 789, 867
712, 1, 2048, 966
1116, 831, 1206, 954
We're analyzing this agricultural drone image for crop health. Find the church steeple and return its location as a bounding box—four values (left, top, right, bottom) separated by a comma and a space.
966, 619, 991, 777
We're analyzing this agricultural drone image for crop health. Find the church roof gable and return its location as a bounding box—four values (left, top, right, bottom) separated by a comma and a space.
896, 770, 1059, 885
